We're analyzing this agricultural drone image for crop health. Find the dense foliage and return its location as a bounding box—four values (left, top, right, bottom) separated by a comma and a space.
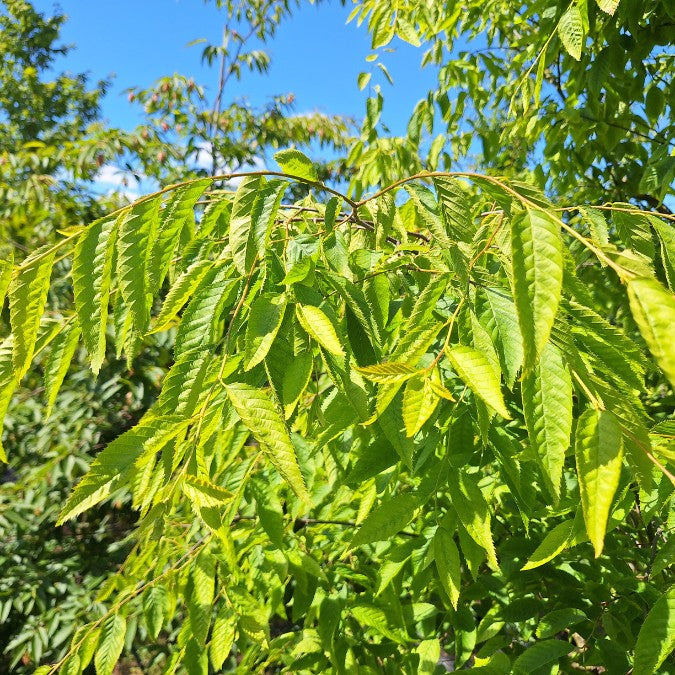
1, 0, 674, 673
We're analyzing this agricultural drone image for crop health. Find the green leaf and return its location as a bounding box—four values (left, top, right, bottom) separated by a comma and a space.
449, 471, 499, 570
116, 198, 160, 335
358, 71, 371, 90
351, 493, 420, 547
43, 322, 81, 417
402, 376, 439, 437
627, 277, 675, 389
433, 527, 461, 609
147, 179, 210, 292
210, 605, 236, 671
521, 519, 574, 570
9, 245, 55, 379
522, 342, 573, 500
596, 0, 619, 15
351, 604, 404, 643
225, 382, 310, 502
537, 608, 587, 639
143, 586, 167, 640
0, 338, 16, 463
433, 177, 473, 242
187, 550, 215, 647
229, 175, 262, 275
446, 345, 510, 419
558, 4, 584, 61
183, 475, 233, 507
357, 361, 416, 383
296, 304, 345, 357
274, 148, 318, 182
246, 179, 288, 271
575, 408, 623, 557
511, 209, 563, 370
244, 293, 287, 370
150, 259, 213, 333
652, 220, 675, 292
513, 639, 573, 674
73, 216, 117, 374
157, 347, 212, 418
0, 252, 13, 311
633, 586, 675, 675
94, 613, 126, 675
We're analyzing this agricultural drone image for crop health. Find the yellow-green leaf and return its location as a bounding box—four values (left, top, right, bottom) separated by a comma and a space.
94, 613, 126, 675
633, 586, 675, 675
244, 293, 287, 370
296, 304, 345, 357
351, 492, 420, 547
356, 361, 416, 383
596, 0, 619, 15
44, 322, 81, 417
402, 376, 439, 437
183, 475, 233, 508
433, 527, 461, 609
0, 252, 13, 310
558, 4, 584, 61
521, 519, 574, 570
274, 148, 318, 182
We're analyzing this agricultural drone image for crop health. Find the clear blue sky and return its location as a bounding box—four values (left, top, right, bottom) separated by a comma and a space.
32, 0, 439, 137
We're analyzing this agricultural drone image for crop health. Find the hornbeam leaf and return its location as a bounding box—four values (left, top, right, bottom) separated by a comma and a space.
351, 493, 420, 547
150, 259, 213, 333
244, 293, 287, 370
627, 277, 675, 389
522, 342, 572, 500
183, 475, 234, 508
246, 179, 288, 270
0, 338, 15, 462
187, 550, 215, 647
229, 176, 262, 274
446, 345, 511, 419
116, 198, 160, 335
274, 148, 318, 182
433, 527, 461, 609
44, 322, 81, 417
225, 383, 310, 502
633, 586, 675, 675
157, 348, 212, 418
9, 245, 55, 379
94, 614, 126, 675
511, 209, 563, 370
210, 605, 236, 671
0, 252, 13, 310
147, 178, 210, 292
433, 176, 473, 242
73, 216, 117, 373
575, 408, 623, 557
402, 376, 439, 437
296, 304, 345, 356
558, 4, 584, 61
356, 362, 416, 383
143, 586, 167, 640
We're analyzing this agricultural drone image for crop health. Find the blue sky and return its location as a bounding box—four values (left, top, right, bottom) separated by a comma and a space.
32, 0, 439, 136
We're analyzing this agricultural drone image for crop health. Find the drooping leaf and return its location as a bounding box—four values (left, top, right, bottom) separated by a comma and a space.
402, 376, 439, 437
632, 584, 675, 674
210, 605, 236, 671
9, 245, 55, 379
143, 586, 167, 640
44, 322, 81, 416
94, 613, 126, 675
157, 348, 212, 418
511, 209, 563, 370
433, 176, 473, 242
244, 293, 287, 370
274, 148, 318, 182
446, 345, 510, 419
596, 0, 619, 16
0, 338, 16, 462
246, 179, 288, 270
558, 4, 584, 61
296, 304, 345, 357
627, 277, 675, 389
433, 526, 461, 609
575, 408, 623, 557
187, 550, 215, 646
0, 252, 14, 310
225, 382, 310, 502
522, 342, 573, 500
229, 176, 262, 275
521, 519, 574, 570
356, 361, 416, 383
513, 639, 574, 674
183, 475, 233, 508
351, 493, 421, 548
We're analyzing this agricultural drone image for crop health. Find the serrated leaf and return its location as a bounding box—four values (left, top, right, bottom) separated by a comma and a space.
210, 605, 236, 671
446, 345, 510, 419
596, 0, 619, 15
627, 277, 675, 389
558, 4, 584, 60
157, 347, 212, 418
246, 180, 288, 271
402, 376, 439, 437
537, 608, 587, 639
44, 322, 81, 416
151, 259, 213, 333
0, 338, 16, 462
356, 361, 416, 383
351, 604, 405, 643
147, 179, 210, 292
511, 209, 563, 370
433, 177, 473, 242
449, 471, 499, 570
0, 252, 13, 310
183, 475, 233, 507
225, 382, 310, 502
187, 550, 215, 646
72, 216, 117, 373
229, 176, 262, 275
9, 245, 55, 379
652, 220, 675, 292
633, 586, 675, 675
513, 639, 574, 674
94, 613, 126, 675
274, 148, 318, 182
575, 408, 623, 557
522, 342, 572, 500
244, 293, 287, 370
433, 527, 461, 609
296, 304, 345, 356
522, 519, 574, 570
351, 493, 420, 548
116, 198, 160, 335
69, 624, 100, 672
143, 586, 167, 640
